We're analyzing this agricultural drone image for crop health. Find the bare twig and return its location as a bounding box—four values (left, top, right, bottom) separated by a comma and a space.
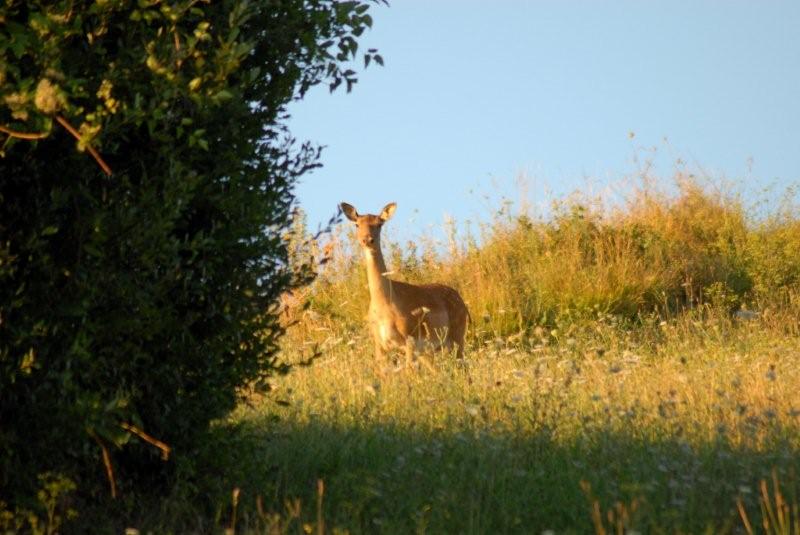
173, 28, 184, 68
92, 433, 118, 499
0, 124, 49, 140
54, 115, 113, 176
120, 421, 171, 460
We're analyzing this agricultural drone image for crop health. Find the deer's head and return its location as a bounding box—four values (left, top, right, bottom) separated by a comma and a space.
340, 202, 396, 252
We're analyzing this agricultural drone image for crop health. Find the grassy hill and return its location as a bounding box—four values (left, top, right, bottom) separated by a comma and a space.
124, 175, 800, 533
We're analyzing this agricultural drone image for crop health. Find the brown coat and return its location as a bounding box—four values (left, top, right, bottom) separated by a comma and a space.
341, 202, 470, 360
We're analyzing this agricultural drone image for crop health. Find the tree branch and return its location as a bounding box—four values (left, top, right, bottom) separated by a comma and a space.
0, 124, 49, 140
55, 115, 113, 176
91, 433, 118, 499
120, 422, 172, 460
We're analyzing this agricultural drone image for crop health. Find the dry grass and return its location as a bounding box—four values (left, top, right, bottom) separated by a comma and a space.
296, 174, 800, 342
113, 174, 800, 533
203, 175, 800, 533
222, 310, 800, 533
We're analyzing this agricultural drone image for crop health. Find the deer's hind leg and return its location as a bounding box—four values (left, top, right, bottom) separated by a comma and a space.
448, 311, 469, 359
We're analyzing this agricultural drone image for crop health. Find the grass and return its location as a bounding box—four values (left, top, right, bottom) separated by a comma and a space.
78, 174, 800, 534
209, 309, 799, 534
302, 174, 800, 340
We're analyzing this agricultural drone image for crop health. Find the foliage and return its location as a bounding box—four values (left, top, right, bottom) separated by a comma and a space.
0, 0, 383, 526
747, 194, 800, 307
0, 474, 77, 535
299, 175, 800, 341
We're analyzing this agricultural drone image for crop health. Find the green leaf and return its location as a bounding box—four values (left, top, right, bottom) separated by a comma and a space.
214, 89, 233, 101
84, 243, 102, 257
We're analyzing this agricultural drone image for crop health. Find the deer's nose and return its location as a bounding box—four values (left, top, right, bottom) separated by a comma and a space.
361, 236, 373, 246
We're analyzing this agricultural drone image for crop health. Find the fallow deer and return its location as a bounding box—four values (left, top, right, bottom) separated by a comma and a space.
340, 202, 470, 362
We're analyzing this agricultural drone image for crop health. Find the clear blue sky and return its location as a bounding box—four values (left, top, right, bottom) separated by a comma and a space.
287, 1, 800, 240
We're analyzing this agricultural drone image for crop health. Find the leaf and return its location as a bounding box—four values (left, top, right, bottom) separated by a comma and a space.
41, 226, 59, 236
84, 243, 102, 257
8, 22, 31, 58
214, 89, 233, 101
374, 54, 384, 66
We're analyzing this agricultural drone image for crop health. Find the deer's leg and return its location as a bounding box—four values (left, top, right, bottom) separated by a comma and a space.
450, 315, 468, 360
404, 335, 416, 366
372, 334, 386, 361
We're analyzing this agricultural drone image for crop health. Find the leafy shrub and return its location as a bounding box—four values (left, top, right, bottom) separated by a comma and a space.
0, 0, 383, 524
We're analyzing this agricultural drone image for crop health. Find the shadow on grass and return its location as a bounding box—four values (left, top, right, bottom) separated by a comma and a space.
164, 415, 800, 535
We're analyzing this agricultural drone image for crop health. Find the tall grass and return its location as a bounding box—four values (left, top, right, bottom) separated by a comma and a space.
211, 308, 800, 534
111, 174, 800, 534
288, 174, 800, 344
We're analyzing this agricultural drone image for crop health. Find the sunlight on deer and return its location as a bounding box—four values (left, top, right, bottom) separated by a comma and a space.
340, 202, 470, 366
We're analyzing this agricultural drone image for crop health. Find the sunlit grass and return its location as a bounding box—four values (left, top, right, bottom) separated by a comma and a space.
198, 175, 800, 533
199, 303, 792, 534
117, 174, 800, 533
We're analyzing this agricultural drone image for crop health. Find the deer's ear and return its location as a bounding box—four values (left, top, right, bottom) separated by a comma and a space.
340, 202, 358, 222
379, 202, 397, 222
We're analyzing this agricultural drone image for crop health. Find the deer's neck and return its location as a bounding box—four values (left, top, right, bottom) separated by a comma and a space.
363, 246, 393, 309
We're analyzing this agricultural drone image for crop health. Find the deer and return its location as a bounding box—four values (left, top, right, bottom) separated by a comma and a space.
340, 201, 470, 364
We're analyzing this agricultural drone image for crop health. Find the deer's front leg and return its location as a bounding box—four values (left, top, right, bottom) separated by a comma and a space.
404, 335, 416, 366
368, 313, 385, 360
372, 332, 386, 360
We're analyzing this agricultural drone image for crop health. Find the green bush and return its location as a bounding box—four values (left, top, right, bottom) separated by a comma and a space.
0, 0, 382, 524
